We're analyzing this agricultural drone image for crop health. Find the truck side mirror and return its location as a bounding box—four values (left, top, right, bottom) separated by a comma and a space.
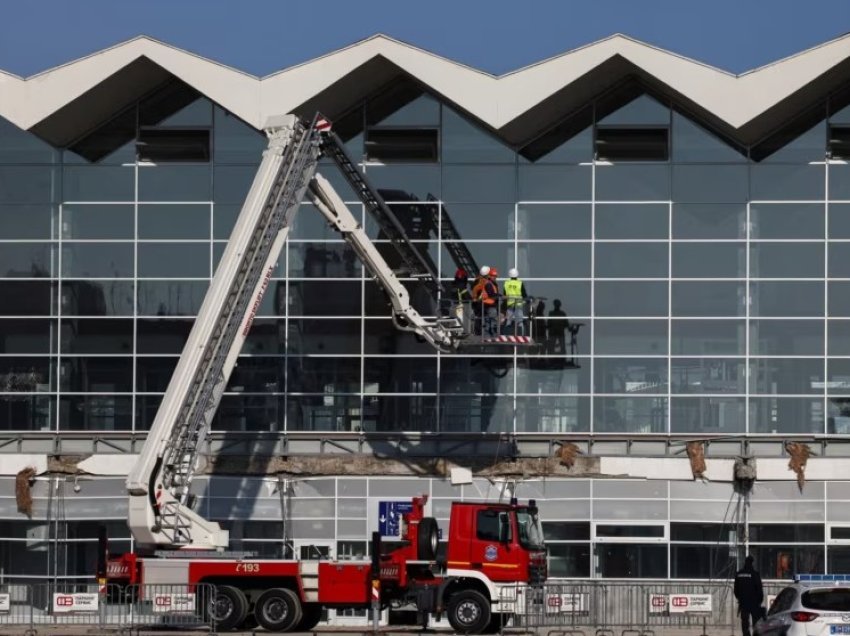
498, 512, 512, 543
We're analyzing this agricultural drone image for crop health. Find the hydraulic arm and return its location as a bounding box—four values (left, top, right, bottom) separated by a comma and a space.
127, 114, 463, 549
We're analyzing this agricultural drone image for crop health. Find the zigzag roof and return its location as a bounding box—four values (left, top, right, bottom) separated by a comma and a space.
1, 33, 850, 149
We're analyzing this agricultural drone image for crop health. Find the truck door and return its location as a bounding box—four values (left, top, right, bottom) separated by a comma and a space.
469, 508, 522, 582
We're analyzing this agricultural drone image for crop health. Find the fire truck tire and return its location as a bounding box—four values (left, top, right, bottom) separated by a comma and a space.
209, 585, 249, 631
295, 604, 324, 631
417, 517, 439, 560
447, 589, 491, 634
254, 587, 303, 632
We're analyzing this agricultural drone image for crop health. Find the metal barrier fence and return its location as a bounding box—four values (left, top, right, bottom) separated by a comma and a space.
0, 582, 217, 634
502, 581, 790, 636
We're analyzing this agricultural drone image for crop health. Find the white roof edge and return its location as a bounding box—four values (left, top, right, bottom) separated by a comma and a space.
2, 31, 850, 136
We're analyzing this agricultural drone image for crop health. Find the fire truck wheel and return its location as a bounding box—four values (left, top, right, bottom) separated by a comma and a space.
295, 604, 324, 631
255, 587, 303, 632
447, 589, 491, 634
209, 585, 249, 631
417, 517, 439, 560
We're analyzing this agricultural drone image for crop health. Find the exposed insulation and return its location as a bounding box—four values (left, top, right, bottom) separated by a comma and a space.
686, 441, 706, 479
557, 442, 581, 468
15, 467, 35, 518
786, 442, 812, 492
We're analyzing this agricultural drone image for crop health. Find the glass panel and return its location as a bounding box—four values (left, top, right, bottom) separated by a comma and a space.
599, 95, 669, 125
829, 203, 850, 238
671, 359, 745, 394
595, 164, 670, 201
364, 395, 440, 432
523, 126, 593, 165
671, 281, 744, 317
751, 243, 824, 278
670, 397, 745, 433
671, 113, 742, 163
829, 164, 850, 200
61, 243, 133, 278
137, 280, 207, 316
138, 204, 210, 239
61, 204, 133, 240
517, 165, 592, 201
211, 395, 284, 431
213, 107, 265, 163
0, 319, 54, 353
60, 357, 132, 392
135, 357, 177, 392
288, 242, 361, 278
439, 394, 511, 432
288, 281, 362, 316
516, 361, 589, 394
520, 281, 590, 318
0, 117, 57, 164
364, 357, 437, 393
60, 318, 133, 354
750, 397, 824, 434
0, 281, 54, 316
59, 396, 132, 430
750, 546, 824, 579
442, 165, 516, 202
547, 544, 591, 578
0, 243, 53, 278
440, 357, 513, 395
829, 321, 850, 355
441, 107, 514, 163
0, 356, 55, 392
244, 318, 287, 355
213, 204, 240, 240
512, 243, 589, 278
138, 243, 209, 278
828, 398, 850, 434
595, 243, 667, 278
517, 204, 591, 239
671, 545, 736, 579
514, 396, 589, 433
751, 282, 824, 317
62, 167, 131, 201
672, 203, 746, 239
829, 243, 850, 278
595, 204, 668, 239
138, 165, 211, 201
751, 164, 824, 200
136, 318, 192, 354
751, 203, 825, 239
0, 205, 53, 240
364, 319, 436, 355
672, 243, 745, 278
372, 94, 440, 127
594, 282, 667, 316
750, 320, 824, 356
62, 281, 133, 316
594, 358, 668, 393
672, 165, 749, 203
369, 165, 440, 201
671, 320, 745, 355
750, 524, 824, 542
288, 357, 359, 394
595, 319, 667, 355
440, 243, 514, 279
596, 544, 667, 578
436, 203, 513, 241
763, 119, 826, 164
0, 394, 54, 430
288, 319, 360, 355
593, 397, 667, 433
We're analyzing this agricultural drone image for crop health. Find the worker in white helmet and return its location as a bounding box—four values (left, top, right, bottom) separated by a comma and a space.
503, 267, 529, 336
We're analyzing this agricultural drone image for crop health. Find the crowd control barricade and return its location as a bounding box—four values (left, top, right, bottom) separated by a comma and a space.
0, 582, 35, 633
116, 583, 217, 634
502, 580, 751, 636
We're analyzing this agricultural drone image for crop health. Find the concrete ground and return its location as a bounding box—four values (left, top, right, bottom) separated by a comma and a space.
0, 628, 728, 636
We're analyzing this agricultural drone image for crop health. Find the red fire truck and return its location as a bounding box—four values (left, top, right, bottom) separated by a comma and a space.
105, 494, 546, 632
100, 114, 545, 632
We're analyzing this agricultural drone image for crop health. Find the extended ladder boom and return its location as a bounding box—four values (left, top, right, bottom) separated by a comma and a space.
126, 114, 462, 550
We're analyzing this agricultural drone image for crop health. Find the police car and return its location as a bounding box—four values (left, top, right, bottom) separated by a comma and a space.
756, 576, 850, 636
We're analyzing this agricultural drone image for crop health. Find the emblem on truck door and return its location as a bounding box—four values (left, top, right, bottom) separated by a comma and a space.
485, 545, 498, 562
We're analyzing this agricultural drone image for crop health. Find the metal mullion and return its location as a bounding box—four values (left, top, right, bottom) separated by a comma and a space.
131, 159, 139, 432
825, 161, 830, 436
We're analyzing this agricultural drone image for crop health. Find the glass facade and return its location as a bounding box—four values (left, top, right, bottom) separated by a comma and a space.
3, 77, 850, 579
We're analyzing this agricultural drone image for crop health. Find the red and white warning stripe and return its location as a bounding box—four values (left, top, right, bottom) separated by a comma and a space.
485, 335, 531, 344
315, 116, 332, 132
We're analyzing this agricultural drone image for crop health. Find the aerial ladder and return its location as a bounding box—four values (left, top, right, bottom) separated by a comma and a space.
126, 114, 466, 550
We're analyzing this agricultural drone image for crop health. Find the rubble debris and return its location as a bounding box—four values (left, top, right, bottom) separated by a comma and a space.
786, 442, 812, 492
557, 442, 582, 469
685, 441, 706, 479
15, 467, 36, 518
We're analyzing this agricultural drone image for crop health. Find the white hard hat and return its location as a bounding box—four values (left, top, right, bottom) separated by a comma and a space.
508, 268, 519, 278
479, 265, 491, 276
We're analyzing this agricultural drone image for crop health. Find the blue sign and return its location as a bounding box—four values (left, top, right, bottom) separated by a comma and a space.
485, 544, 498, 562
378, 501, 414, 537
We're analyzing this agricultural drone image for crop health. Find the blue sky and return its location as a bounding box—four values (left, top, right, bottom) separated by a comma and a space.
1, 0, 849, 77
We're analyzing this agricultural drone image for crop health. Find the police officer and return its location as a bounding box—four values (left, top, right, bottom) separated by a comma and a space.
503, 268, 528, 336
734, 555, 764, 636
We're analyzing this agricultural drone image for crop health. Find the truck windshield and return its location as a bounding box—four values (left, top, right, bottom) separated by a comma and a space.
516, 509, 545, 550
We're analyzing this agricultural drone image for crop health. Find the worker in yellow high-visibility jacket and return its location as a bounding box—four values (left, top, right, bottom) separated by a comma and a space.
503, 268, 528, 336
